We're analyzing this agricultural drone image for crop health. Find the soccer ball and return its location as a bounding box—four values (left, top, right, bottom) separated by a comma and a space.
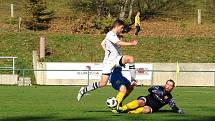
106, 97, 117, 108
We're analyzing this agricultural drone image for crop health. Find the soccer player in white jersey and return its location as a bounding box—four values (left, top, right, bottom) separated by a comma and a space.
77, 19, 138, 104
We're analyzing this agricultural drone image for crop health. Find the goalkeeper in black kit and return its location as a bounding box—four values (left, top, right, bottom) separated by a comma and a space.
118, 79, 184, 114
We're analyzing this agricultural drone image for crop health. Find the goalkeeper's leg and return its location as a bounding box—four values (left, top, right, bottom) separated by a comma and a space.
128, 107, 144, 114
121, 99, 146, 112
128, 106, 152, 114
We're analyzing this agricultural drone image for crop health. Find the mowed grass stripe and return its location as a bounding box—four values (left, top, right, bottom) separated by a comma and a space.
0, 86, 215, 121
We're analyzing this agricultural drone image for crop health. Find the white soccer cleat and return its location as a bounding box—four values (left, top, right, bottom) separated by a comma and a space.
77, 87, 85, 102
117, 106, 124, 113
111, 106, 124, 113
111, 109, 119, 114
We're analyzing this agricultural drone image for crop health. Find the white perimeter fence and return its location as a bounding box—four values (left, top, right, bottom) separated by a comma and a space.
1, 54, 215, 86
0, 66, 215, 86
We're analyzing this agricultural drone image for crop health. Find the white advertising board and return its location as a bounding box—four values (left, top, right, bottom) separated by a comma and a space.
46, 63, 153, 81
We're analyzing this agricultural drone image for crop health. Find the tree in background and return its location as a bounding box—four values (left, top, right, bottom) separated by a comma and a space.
25, 0, 54, 30
128, 0, 135, 19
72, 0, 188, 21
93, 0, 105, 20
205, 0, 215, 22
70, 0, 189, 33
136, 0, 187, 19
119, 0, 129, 20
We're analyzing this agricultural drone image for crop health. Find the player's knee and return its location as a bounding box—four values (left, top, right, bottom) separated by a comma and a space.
127, 56, 134, 63
142, 106, 152, 114
99, 80, 108, 87
100, 75, 109, 87
137, 99, 145, 106
99, 81, 107, 87
128, 56, 134, 63
123, 55, 135, 64
119, 85, 127, 93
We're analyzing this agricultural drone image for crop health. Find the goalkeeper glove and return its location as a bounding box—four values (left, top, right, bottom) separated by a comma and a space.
178, 109, 184, 114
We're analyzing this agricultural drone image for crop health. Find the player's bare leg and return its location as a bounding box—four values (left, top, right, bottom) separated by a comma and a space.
122, 55, 137, 85
77, 74, 109, 101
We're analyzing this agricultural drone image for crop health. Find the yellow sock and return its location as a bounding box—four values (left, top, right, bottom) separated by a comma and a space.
116, 92, 126, 107
128, 107, 144, 114
122, 100, 139, 111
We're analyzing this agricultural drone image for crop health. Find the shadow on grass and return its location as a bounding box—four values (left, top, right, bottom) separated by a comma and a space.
63, 117, 111, 121
0, 116, 54, 121
167, 116, 215, 121
86, 110, 109, 113
0, 116, 114, 121
86, 110, 123, 117
196, 116, 215, 121
156, 110, 175, 113
166, 115, 215, 121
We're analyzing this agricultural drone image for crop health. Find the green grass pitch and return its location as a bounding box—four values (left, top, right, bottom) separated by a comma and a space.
0, 86, 215, 121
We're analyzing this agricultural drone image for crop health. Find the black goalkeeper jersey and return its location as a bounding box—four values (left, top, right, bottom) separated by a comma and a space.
144, 86, 179, 112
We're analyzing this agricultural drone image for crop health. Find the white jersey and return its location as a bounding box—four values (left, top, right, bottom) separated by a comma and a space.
101, 31, 121, 62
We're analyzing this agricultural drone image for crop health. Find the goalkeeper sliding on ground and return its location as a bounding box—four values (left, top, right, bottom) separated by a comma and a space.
109, 66, 137, 112
117, 79, 184, 114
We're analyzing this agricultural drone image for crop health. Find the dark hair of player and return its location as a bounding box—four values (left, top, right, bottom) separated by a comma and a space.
166, 79, 175, 87
112, 19, 125, 29
117, 34, 123, 39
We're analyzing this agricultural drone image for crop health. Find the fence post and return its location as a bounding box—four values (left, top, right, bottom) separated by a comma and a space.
40, 37, 45, 59
87, 70, 90, 85
214, 72, 215, 87
10, 4, 14, 17
22, 69, 25, 86
12, 57, 15, 75
18, 17, 22, 29
198, 9, 201, 25
151, 66, 154, 86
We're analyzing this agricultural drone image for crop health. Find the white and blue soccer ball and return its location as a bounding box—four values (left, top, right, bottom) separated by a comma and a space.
106, 97, 118, 108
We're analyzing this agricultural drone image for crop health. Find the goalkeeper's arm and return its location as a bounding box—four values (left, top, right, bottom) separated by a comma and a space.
148, 86, 165, 103
168, 98, 184, 114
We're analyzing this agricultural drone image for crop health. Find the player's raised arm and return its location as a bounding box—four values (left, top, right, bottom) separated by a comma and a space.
101, 40, 106, 51
116, 39, 138, 46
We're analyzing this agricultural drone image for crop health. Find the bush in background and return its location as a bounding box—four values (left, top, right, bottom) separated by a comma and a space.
24, 0, 54, 30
